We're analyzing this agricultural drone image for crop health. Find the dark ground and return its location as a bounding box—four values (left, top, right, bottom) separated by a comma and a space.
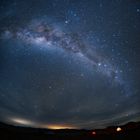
0, 121, 140, 140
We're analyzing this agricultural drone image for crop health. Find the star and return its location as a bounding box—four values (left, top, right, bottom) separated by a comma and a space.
137, 9, 140, 12
65, 20, 69, 24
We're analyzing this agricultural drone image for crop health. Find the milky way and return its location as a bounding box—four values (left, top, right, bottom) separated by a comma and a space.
2, 18, 122, 82
0, 0, 140, 129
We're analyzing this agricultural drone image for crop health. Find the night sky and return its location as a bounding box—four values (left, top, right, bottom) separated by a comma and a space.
0, 0, 140, 129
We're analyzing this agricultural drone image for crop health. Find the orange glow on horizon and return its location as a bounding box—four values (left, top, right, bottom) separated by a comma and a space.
41, 124, 77, 130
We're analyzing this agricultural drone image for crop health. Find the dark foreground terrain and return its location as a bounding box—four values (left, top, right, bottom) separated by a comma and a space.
0, 121, 140, 140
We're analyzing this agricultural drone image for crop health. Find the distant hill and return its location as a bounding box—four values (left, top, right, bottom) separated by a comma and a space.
0, 121, 140, 140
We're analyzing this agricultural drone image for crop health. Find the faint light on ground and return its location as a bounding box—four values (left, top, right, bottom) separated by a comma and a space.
116, 127, 122, 132
92, 131, 96, 135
